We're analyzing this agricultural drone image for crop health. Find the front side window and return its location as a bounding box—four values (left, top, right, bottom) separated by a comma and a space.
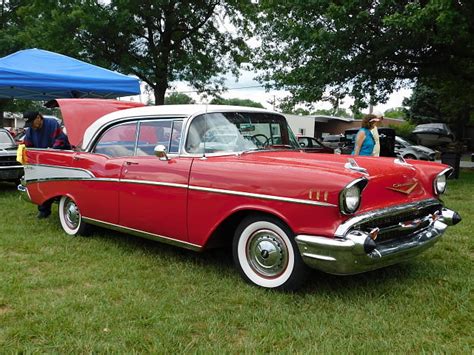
136, 120, 173, 156
185, 112, 299, 154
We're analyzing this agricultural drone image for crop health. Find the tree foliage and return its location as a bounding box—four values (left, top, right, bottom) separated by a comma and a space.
1, 0, 254, 105
254, 0, 474, 120
210, 97, 264, 108
164, 92, 195, 105
383, 107, 405, 119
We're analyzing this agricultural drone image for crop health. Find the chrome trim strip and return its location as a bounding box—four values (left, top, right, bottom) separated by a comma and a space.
25, 164, 336, 207
82, 216, 202, 251
335, 198, 441, 237
119, 179, 188, 189
189, 185, 337, 207
0, 165, 23, 169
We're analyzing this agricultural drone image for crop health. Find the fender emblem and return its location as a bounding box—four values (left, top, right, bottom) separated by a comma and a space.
387, 182, 418, 195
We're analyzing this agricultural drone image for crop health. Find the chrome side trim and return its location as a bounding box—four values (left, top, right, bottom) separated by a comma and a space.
25, 164, 337, 208
119, 179, 188, 189
0, 165, 23, 170
82, 217, 202, 251
189, 185, 337, 207
24, 164, 95, 182
335, 198, 441, 237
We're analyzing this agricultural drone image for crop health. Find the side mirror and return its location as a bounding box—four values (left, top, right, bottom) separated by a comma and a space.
154, 144, 169, 161
299, 142, 306, 147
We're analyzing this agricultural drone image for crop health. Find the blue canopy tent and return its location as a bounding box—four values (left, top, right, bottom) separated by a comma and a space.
0, 48, 140, 100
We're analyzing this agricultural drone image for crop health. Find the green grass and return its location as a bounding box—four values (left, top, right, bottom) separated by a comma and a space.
1, 171, 473, 353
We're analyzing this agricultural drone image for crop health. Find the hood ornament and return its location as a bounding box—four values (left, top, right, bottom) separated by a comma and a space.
344, 158, 368, 175
387, 181, 418, 195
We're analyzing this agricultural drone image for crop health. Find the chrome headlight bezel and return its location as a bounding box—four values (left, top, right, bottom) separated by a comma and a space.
339, 178, 368, 215
433, 168, 452, 195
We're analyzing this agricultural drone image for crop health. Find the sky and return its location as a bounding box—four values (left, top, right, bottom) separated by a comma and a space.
126, 69, 412, 116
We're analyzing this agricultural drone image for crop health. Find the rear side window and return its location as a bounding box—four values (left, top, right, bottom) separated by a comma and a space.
94, 122, 137, 157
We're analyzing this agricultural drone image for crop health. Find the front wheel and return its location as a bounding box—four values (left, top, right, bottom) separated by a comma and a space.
233, 215, 309, 290
58, 196, 89, 236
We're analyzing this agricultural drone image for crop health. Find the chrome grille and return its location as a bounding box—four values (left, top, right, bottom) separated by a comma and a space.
356, 203, 442, 243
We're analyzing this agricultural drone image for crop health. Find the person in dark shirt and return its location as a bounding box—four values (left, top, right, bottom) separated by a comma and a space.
23, 111, 71, 218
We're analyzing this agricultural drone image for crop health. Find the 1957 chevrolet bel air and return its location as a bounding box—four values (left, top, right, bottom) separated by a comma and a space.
19, 99, 461, 290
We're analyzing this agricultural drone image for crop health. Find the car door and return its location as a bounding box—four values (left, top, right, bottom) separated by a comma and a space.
118, 119, 192, 242
72, 121, 139, 225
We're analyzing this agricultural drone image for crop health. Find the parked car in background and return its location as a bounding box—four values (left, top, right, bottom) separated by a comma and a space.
342, 127, 396, 157
20, 99, 461, 290
395, 136, 437, 161
297, 136, 334, 154
0, 128, 23, 184
412, 123, 454, 148
321, 134, 348, 150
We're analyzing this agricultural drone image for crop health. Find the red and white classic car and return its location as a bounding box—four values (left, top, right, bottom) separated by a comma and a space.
20, 99, 461, 290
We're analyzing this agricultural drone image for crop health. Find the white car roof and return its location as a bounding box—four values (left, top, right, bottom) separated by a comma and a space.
83, 104, 275, 149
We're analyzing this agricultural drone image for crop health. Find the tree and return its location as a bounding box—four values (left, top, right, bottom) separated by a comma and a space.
383, 107, 406, 119
77, 0, 253, 105
254, 1, 474, 125
210, 97, 264, 108
3, 1, 254, 105
403, 81, 473, 138
164, 92, 195, 105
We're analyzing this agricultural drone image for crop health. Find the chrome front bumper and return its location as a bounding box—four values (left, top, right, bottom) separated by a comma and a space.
295, 203, 461, 275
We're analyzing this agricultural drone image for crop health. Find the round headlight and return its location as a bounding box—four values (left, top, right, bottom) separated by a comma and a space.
345, 185, 360, 212
435, 173, 447, 194
339, 178, 367, 215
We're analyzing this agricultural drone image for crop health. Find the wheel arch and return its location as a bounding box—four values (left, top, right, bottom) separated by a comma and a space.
202, 207, 294, 250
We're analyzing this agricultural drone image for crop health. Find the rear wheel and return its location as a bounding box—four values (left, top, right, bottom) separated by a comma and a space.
232, 215, 309, 290
58, 196, 89, 236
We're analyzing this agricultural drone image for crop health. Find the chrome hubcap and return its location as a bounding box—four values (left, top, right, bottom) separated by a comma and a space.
247, 229, 288, 278
64, 200, 80, 229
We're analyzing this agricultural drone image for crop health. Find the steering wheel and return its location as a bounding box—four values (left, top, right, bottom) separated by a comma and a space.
250, 134, 269, 148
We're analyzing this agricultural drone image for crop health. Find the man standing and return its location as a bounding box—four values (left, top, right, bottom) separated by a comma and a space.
370, 115, 384, 157
23, 111, 71, 218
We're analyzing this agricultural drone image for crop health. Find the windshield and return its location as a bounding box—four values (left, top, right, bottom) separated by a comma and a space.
185, 112, 299, 154
0, 131, 14, 145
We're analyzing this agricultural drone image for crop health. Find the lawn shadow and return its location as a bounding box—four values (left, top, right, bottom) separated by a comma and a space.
78, 224, 442, 296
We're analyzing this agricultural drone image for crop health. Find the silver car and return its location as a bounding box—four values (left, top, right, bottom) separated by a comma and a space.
0, 128, 23, 184
395, 136, 437, 161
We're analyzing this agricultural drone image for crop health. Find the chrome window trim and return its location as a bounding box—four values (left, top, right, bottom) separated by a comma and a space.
85, 114, 188, 152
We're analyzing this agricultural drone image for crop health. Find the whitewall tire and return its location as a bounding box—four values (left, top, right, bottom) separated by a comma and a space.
233, 215, 308, 290
58, 196, 89, 236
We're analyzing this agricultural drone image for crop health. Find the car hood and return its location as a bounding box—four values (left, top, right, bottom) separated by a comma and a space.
240, 151, 416, 179
50, 99, 145, 147
222, 151, 436, 212
0, 143, 17, 153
